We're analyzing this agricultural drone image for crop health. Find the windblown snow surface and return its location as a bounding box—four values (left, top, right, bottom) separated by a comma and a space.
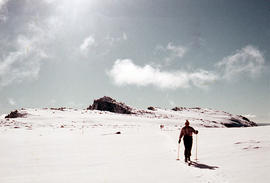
0, 108, 269, 183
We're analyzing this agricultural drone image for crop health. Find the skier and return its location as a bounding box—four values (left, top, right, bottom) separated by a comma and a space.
178, 120, 198, 162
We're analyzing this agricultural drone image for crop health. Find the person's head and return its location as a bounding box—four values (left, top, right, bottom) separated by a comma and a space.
185, 120, 190, 126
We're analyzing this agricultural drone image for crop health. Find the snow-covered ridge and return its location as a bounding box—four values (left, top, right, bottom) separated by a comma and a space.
0, 104, 256, 130
86, 96, 256, 128
136, 107, 256, 127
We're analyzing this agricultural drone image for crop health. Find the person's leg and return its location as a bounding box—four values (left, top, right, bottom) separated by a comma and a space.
186, 136, 193, 161
183, 136, 189, 162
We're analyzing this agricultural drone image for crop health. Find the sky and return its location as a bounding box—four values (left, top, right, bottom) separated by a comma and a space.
0, 0, 269, 123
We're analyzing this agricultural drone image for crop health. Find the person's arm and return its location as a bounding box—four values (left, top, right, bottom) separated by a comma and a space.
178, 129, 184, 143
191, 127, 198, 134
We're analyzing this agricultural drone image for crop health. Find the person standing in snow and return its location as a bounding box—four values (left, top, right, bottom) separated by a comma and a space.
178, 120, 198, 162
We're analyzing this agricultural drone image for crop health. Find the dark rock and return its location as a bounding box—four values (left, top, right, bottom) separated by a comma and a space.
223, 117, 257, 127
87, 96, 133, 114
191, 107, 201, 110
223, 122, 244, 128
147, 106, 155, 111
240, 115, 250, 122
5, 110, 26, 118
115, 131, 121, 134
172, 107, 186, 111
230, 117, 241, 123
172, 107, 181, 111
50, 107, 66, 111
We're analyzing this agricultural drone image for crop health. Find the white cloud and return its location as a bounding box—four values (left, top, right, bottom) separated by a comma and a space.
0, 1, 61, 88
105, 33, 127, 46
156, 42, 188, 65
188, 69, 218, 88
0, 0, 8, 22
0, 35, 48, 87
80, 35, 96, 52
92, 33, 128, 56
8, 98, 16, 106
0, 0, 8, 10
108, 45, 265, 90
156, 42, 187, 58
217, 45, 265, 80
107, 59, 218, 89
166, 42, 187, 58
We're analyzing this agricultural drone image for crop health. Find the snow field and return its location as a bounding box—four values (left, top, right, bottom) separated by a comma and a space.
0, 109, 269, 183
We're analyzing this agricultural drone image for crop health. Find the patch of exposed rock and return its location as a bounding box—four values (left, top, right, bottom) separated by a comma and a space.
5, 110, 26, 118
224, 116, 257, 127
147, 106, 156, 111
87, 96, 133, 114
172, 107, 186, 111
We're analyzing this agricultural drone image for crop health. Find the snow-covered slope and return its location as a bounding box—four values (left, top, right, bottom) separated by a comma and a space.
0, 106, 256, 130
136, 107, 256, 127
0, 108, 268, 183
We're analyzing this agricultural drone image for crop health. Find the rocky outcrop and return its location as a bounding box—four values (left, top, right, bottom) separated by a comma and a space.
147, 106, 155, 111
223, 116, 257, 127
87, 96, 133, 114
5, 110, 26, 118
172, 107, 186, 111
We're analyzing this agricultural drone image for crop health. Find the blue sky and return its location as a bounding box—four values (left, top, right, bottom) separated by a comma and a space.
0, 0, 269, 123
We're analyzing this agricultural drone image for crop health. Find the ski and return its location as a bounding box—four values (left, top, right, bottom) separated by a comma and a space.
176, 158, 193, 166
176, 158, 192, 166
184, 160, 191, 166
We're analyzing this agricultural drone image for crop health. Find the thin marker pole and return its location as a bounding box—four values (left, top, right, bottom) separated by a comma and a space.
195, 134, 198, 161
177, 143, 180, 160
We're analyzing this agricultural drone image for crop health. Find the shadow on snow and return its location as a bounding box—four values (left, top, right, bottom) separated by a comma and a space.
190, 161, 219, 170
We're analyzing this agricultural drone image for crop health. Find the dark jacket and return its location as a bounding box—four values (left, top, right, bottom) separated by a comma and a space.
179, 126, 198, 139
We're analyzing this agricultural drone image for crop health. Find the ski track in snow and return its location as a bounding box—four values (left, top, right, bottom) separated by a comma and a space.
0, 108, 269, 183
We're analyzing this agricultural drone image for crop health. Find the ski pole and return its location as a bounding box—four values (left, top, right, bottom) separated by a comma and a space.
177, 143, 180, 160
195, 134, 198, 161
